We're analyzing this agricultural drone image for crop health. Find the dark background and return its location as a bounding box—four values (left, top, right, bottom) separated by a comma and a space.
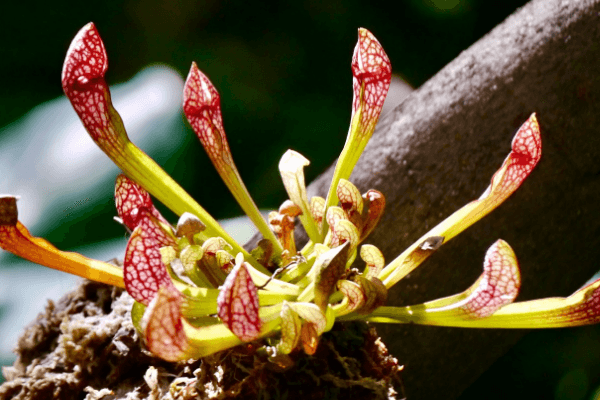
0, 0, 529, 246
3, 1, 598, 398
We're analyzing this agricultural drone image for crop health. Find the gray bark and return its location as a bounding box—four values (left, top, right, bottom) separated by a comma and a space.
288, 0, 600, 398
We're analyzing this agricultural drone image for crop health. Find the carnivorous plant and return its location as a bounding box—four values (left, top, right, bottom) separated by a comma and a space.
2, 23, 599, 363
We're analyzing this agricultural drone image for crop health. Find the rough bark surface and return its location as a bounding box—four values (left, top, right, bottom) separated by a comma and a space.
299, 0, 600, 399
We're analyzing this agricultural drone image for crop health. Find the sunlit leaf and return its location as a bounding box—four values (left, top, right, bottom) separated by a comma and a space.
360, 244, 385, 279
180, 308, 282, 359
198, 237, 231, 285
62, 24, 265, 273
337, 179, 363, 214
299, 242, 348, 302
173, 279, 295, 319
354, 275, 388, 314
337, 179, 364, 229
435, 276, 600, 328
289, 302, 327, 334
215, 250, 235, 273
324, 304, 336, 332
137, 210, 177, 248
278, 150, 322, 243
328, 219, 360, 250
246, 262, 301, 296
350, 28, 393, 137
458, 240, 520, 317
360, 189, 386, 241
131, 301, 146, 334
250, 238, 274, 269
365, 277, 600, 329
312, 243, 331, 259
180, 245, 203, 269
175, 212, 205, 244
183, 63, 282, 253
124, 212, 177, 305
380, 114, 542, 288
314, 242, 350, 312
337, 279, 366, 314
279, 198, 303, 217
325, 206, 348, 226
178, 244, 210, 286
143, 285, 193, 362
356, 240, 522, 325
268, 201, 301, 257
217, 257, 262, 342
115, 174, 170, 231
300, 322, 319, 355
202, 237, 231, 254
309, 196, 326, 230
323, 206, 348, 247
0, 196, 124, 288
322, 29, 392, 231
159, 246, 177, 266
277, 302, 302, 355
182, 63, 232, 167
61, 23, 124, 148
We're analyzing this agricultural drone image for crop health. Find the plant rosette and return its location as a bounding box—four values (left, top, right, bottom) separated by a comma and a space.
2, 23, 599, 369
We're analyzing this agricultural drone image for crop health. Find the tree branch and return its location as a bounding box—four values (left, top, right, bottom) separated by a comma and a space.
251, 0, 600, 398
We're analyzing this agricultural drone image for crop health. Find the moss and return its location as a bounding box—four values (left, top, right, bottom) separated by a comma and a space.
0, 280, 402, 399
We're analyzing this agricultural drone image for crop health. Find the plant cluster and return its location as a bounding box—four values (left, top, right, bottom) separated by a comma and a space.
2, 23, 600, 365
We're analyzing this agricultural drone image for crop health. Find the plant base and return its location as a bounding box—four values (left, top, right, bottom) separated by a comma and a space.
0, 281, 403, 399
